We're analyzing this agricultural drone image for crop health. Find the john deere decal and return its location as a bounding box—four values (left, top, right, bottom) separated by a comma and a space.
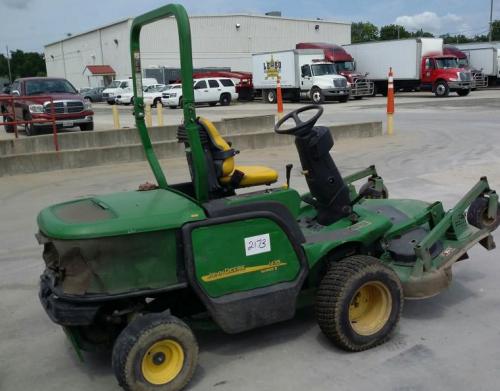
201, 260, 287, 282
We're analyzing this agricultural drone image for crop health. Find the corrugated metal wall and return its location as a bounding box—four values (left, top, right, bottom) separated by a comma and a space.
45, 15, 350, 89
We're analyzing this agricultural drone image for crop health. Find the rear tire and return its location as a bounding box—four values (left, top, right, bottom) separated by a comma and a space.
219, 93, 231, 106
316, 255, 403, 351
310, 87, 325, 104
112, 313, 198, 391
3, 116, 15, 133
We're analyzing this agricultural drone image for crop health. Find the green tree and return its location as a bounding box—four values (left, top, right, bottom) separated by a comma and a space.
351, 21, 379, 43
410, 29, 434, 38
491, 20, 500, 41
440, 34, 473, 44
380, 24, 411, 40
0, 50, 46, 81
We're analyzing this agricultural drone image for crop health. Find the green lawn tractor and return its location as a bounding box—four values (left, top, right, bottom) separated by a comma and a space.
37, 4, 500, 391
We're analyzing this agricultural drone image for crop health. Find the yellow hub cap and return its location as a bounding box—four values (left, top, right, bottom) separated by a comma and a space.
349, 281, 392, 336
141, 339, 184, 385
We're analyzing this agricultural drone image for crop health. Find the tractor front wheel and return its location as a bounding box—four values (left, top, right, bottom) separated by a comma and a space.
112, 313, 198, 391
316, 255, 403, 351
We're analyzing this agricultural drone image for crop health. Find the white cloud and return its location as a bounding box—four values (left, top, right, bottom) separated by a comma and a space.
395, 11, 470, 35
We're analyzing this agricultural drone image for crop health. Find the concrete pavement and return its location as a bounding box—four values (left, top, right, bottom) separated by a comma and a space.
1, 93, 500, 390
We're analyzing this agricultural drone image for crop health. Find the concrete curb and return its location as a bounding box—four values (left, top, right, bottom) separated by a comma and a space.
0, 120, 381, 177
0, 115, 276, 156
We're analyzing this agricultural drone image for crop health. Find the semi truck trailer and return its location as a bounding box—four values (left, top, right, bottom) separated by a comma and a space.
455, 43, 499, 86
252, 49, 350, 104
344, 38, 472, 97
296, 42, 374, 99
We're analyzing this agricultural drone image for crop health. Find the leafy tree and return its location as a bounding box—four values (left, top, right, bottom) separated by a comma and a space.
0, 50, 46, 82
380, 24, 411, 40
411, 29, 434, 38
351, 21, 379, 43
491, 20, 500, 41
440, 34, 473, 44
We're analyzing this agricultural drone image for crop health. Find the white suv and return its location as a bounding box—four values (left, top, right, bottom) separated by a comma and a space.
163, 78, 238, 109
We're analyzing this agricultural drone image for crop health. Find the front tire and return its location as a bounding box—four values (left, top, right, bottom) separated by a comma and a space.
457, 89, 470, 97
316, 255, 403, 351
79, 122, 94, 131
24, 123, 37, 136
310, 87, 325, 104
434, 81, 449, 97
264, 89, 276, 104
112, 313, 198, 391
338, 95, 349, 103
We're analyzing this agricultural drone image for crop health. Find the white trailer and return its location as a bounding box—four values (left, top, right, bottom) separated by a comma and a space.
343, 38, 472, 96
455, 43, 499, 85
252, 49, 350, 104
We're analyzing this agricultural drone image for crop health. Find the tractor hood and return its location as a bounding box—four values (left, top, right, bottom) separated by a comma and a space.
37, 188, 206, 240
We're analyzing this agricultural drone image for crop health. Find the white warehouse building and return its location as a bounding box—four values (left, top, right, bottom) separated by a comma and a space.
44, 13, 351, 89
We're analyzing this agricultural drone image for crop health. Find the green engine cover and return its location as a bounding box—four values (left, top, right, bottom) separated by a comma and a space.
191, 217, 301, 297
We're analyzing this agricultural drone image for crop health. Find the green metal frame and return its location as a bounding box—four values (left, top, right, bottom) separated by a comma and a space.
130, 4, 209, 202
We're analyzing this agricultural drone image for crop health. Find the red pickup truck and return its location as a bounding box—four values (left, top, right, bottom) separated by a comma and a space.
1, 77, 94, 136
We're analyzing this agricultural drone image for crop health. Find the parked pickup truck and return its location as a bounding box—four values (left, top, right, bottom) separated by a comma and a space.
1, 77, 93, 136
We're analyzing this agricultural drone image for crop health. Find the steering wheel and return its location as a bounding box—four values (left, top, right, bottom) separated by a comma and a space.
274, 105, 323, 136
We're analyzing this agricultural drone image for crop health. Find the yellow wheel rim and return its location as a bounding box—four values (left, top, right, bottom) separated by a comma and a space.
141, 339, 184, 385
349, 281, 392, 336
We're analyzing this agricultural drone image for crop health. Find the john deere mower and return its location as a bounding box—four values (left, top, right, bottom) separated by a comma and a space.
37, 4, 499, 391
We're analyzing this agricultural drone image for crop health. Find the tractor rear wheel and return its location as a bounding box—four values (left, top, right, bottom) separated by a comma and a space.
316, 255, 403, 351
112, 313, 198, 391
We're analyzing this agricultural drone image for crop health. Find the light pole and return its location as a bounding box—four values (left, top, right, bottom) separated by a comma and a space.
489, 0, 494, 42
6, 46, 12, 83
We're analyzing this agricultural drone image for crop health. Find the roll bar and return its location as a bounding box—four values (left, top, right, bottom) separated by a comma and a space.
130, 3, 209, 202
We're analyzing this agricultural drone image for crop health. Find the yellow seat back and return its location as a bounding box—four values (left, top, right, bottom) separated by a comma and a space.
198, 117, 234, 176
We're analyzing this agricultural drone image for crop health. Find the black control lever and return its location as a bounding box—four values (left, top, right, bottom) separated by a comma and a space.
286, 164, 293, 188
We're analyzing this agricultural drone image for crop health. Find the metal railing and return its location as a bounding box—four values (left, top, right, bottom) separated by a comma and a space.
0, 95, 60, 151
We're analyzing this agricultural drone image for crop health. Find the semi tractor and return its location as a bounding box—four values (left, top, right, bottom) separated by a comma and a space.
252, 49, 350, 104
296, 42, 374, 99
455, 43, 499, 86
443, 45, 488, 89
344, 38, 473, 97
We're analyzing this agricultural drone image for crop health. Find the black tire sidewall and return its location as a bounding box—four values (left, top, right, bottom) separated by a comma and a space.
337, 270, 402, 347
311, 87, 324, 104
113, 314, 198, 391
266, 90, 276, 104
220, 93, 231, 106
435, 81, 449, 97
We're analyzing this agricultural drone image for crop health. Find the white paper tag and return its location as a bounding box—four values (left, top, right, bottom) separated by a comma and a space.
244, 233, 271, 256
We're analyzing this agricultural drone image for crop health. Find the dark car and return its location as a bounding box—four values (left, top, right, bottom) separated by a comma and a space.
3, 77, 94, 136
81, 87, 105, 102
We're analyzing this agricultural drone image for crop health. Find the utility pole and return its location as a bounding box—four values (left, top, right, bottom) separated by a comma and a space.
6, 45, 12, 83
489, 0, 494, 42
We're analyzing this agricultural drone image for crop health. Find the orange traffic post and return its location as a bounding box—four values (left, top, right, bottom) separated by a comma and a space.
387, 67, 395, 135
276, 75, 284, 119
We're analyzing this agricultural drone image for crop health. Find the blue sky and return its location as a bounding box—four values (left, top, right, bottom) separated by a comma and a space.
0, 0, 498, 52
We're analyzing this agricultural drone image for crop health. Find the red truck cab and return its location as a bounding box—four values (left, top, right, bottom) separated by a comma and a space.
443, 45, 487, 89
420, 53, 472, 96
296, 42, 374, 98
3, 77, 93, 136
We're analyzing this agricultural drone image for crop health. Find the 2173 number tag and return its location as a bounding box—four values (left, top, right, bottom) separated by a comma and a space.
244, 233, 271, 256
